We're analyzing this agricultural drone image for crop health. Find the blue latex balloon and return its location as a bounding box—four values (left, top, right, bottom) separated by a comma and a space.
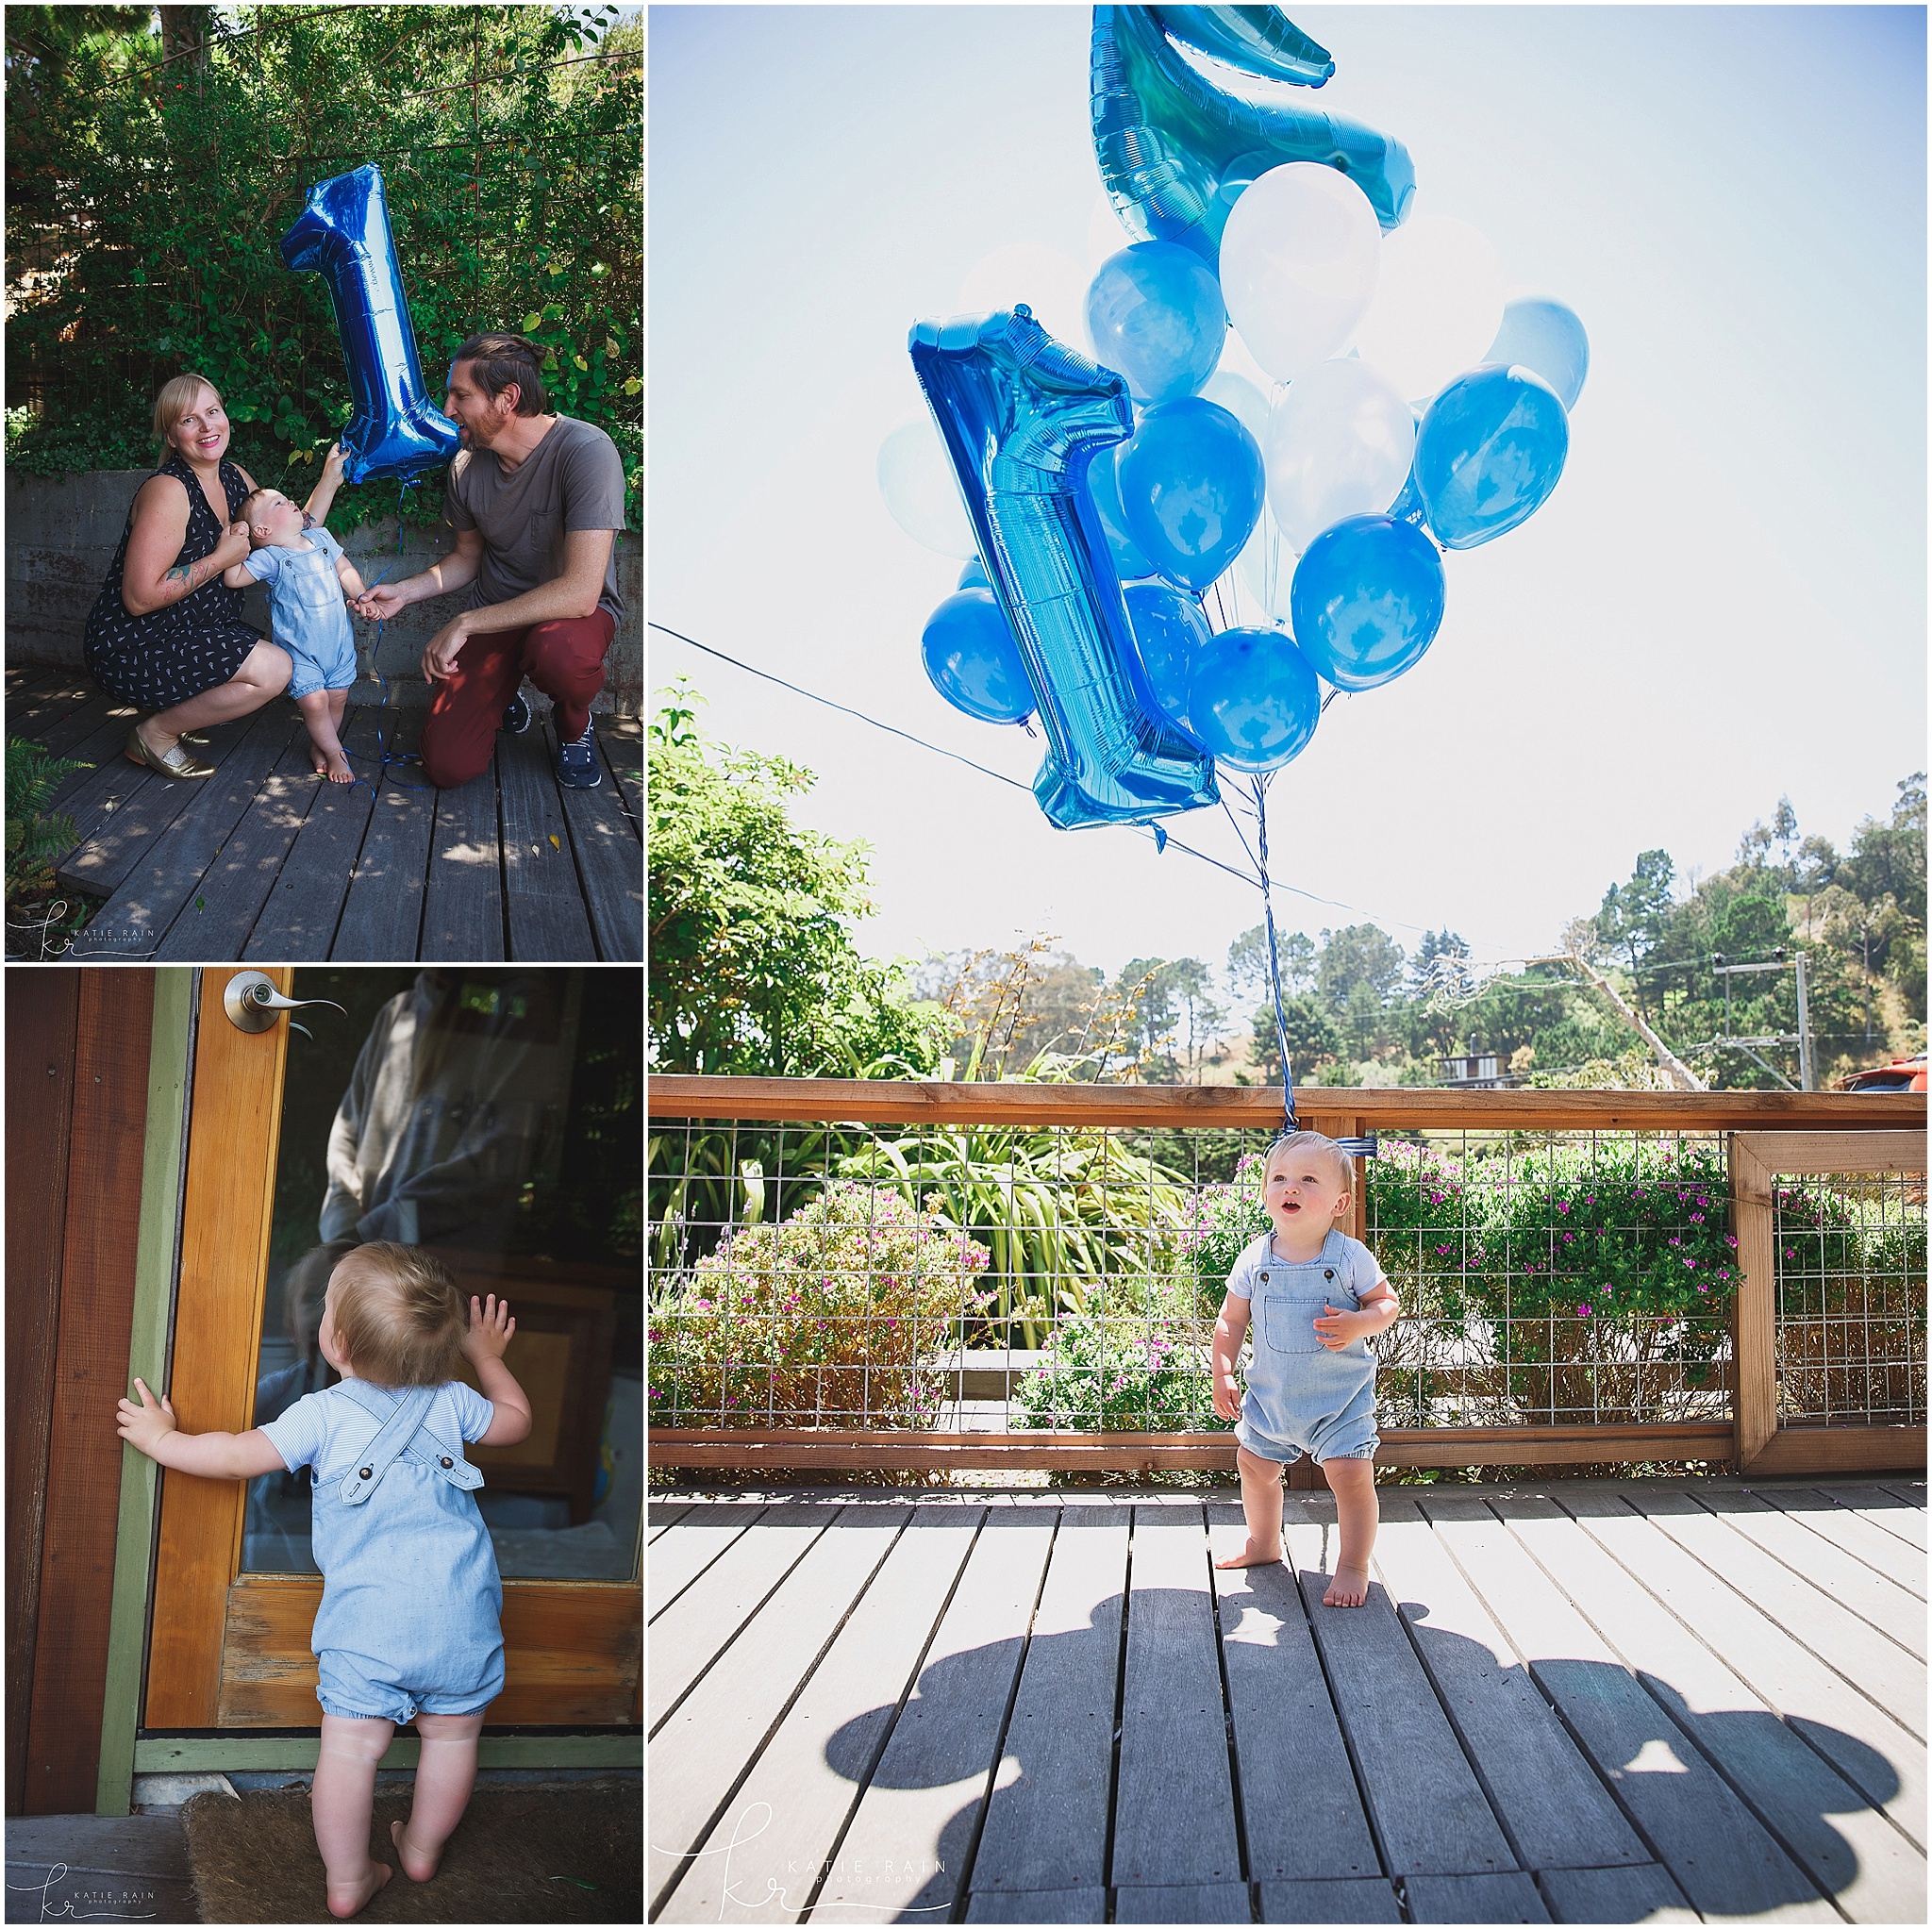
958, 557, 991, 590
1116, 397, 1264, 594
1483, 296, 1590, 411
279, 165, 459, 483
1415, 365, 1570, 550
1085, 241, 1227, 405
1087, 446, 1158, 580
922, 590, 1035, 725
909, 307, 1218, 829
1187, 625, 1323, 773
1289, 514, 1446, 690
1124, 580, 1211, 728
1387, 464, 1429, 530
1091, 6, 1414, 265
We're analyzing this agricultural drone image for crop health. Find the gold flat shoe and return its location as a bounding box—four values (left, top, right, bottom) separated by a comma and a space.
125, 726, 214, 779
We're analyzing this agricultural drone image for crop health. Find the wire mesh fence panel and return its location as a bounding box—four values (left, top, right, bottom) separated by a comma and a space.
649, 1117, 1743, 1439
1772, 1166, 1928, 1427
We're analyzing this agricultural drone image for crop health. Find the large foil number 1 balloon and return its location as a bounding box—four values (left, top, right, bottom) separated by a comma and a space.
279, 164, 460, 483
910, 308, 1218, 829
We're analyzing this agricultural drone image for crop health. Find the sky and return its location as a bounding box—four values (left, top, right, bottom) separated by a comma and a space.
648, 5, 1926, 989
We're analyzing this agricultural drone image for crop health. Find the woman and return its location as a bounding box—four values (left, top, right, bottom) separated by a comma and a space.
82, 375, 343, 779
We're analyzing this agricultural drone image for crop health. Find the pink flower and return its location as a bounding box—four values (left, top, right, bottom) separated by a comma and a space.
1577, 1303, 1592, 1317
1557, 1202, 1571, 1215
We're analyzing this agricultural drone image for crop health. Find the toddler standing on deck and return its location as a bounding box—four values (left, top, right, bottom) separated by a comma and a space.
115, 1243, 533, 1920
1211, 1131, 1401, 1605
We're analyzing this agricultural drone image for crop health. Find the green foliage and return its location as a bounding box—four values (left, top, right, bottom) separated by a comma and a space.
1009, 1274, 1232, 1432
647, 688, 948, 1077
5, 735, 90, 898
646, 1183, 993, 1429
6, 4, 640, 530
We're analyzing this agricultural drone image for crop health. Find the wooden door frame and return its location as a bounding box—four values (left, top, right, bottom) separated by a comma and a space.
131, 969, 641, 1745
1731, 1129, 1926, 1476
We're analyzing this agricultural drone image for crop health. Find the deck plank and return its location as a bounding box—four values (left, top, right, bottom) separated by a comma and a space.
646, 1507, 908, 1909
1112, 1880, 1251, 1921
1534, 1863, 1696, 1923
1278, 1499, 1516, 1878
1820, 1483, 1929, 1552
36, 690, 134, 768
1368, 1496, 1649, 1872
1208, 1504, 1382, 1881
498, 723, 595, 961
7, 668, 97, 739
648, 1503, 761, 1619
1507, 1491, 1924, 1922
331, 774, 432, 960
153, 728, 329, 959
810, 1510, 1056, 1922
1698, 1488, 1926, 1654
647, 1503, 829, 1731
73, 707, 300, 956
970, 1507, 1125, 1894
646, 1502, 691, 1542
1414, 1493, 1835, 1920
1766, 1486, 1928, 1596
553, 719, 643, 961
1404, 1871, 1549, 1921
419, 753, 504, 959
600, 716, 642, 830
1568, 1494, 1926, 1847
1111, 1506, 1243, 1889
1256, 1876, 1400, 1921
1630, 1489, 1925, 1732
964, 1888, 1106, 1923
655, 1509, 982, 1921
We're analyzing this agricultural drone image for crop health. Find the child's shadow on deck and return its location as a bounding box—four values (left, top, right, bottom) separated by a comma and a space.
796, 1553, 1904, 1923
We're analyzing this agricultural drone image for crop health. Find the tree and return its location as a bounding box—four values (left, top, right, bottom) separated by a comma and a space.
1227, 923, 1314, 999
1249, 992, 1342, 1084
1115, 956, 1226, 1081
1594, 850, 1675, 1018
648, 690, 945, 1076
1315, 923, 1405, 1014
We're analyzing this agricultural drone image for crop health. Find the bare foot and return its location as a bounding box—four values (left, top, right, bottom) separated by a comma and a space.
325, 1860, 391, 1918
391, 1816, 441, 1882
321, 748, 354, 785
1214, 1538, 1284, 1569
1323, 1562, 1372, 1607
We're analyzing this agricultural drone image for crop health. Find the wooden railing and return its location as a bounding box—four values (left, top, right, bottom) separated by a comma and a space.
648, 1078, 1926, 1478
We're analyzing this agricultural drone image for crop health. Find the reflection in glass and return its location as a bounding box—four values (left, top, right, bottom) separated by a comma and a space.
246, 969, 641, 1582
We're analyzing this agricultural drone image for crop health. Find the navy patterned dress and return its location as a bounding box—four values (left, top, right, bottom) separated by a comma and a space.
82, 452, 264, 711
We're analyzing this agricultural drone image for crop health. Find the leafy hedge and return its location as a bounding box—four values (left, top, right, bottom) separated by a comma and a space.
6, 5, 640, 532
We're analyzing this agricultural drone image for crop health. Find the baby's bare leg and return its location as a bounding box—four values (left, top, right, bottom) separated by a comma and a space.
391, 1710, 485, 1880
295, 690, 353, 783
312, 1713, 395, 1918
1321, 1455, 1378, 1607
1215, 1443, 1286, 1567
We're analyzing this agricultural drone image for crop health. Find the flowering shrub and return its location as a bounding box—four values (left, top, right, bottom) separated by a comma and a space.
1009, 1275, 1230, 1432
648, 1182, 991, 1428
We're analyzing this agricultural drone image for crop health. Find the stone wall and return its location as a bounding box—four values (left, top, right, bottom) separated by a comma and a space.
5, 469, 641, 715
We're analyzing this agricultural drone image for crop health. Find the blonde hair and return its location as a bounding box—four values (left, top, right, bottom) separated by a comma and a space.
152, 374, 223, 447
1262, 1130, 1355, 1197
327, 1242, 468, 1389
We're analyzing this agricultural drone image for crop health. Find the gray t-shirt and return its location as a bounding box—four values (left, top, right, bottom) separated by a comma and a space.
443, 413, 627, 625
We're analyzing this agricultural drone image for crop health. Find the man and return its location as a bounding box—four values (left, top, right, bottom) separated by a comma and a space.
356, 334, 627, 788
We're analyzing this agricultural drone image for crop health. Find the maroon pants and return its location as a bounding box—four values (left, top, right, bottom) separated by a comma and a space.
419, 610, 616, 790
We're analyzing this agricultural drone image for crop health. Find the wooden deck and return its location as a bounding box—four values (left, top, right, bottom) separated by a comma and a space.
8, 666, 641, 961
648, 1477, 1926, 1923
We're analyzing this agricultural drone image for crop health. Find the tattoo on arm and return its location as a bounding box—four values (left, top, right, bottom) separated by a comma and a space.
163, 555, 219, 597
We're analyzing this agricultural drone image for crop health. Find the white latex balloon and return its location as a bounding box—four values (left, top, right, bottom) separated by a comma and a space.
1201, 371, 1271, 449
1262, 358, 1414, 552
1354, 215, 1504, 402
1219, 163, 1382, 380
877, 420, 974, 559
1234, 512, 1295, 622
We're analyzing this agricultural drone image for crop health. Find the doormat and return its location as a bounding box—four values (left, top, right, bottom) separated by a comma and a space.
180, 1780, 641, 1922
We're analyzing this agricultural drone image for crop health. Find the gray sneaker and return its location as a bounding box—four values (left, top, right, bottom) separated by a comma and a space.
555, 721, 601, 788
502, 691, 533, 736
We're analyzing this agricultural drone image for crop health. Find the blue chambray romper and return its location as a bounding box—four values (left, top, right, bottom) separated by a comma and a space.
1230, 1228, 1381, 1465
242, 526, 358, 698
303, 1381, 505, 1722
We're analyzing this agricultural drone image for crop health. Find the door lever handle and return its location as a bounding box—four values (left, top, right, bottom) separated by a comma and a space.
224, 970, 346, 1036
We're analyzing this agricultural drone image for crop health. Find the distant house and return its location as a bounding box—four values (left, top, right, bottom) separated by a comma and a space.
1440, 1048, 1511, 1089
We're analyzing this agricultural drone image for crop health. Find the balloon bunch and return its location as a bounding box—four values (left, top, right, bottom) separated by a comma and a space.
880, 6, 1588, 834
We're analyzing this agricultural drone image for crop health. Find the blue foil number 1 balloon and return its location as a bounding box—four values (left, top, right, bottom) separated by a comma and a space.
910, 308, 1218, 830
279, 164, 460, 483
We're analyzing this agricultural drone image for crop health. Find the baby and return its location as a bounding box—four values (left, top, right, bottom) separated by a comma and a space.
223, 477, 370, 784
116, 1243, 533, 1920
1211, 1131, 1401, 1606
